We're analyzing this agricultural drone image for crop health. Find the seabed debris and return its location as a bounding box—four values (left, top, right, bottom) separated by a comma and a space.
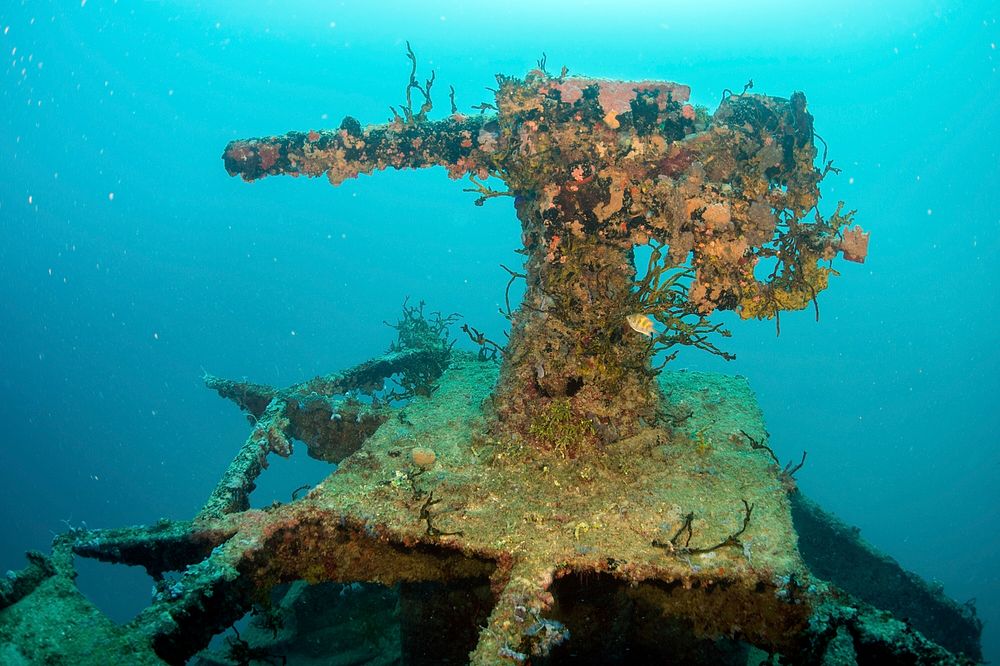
0, 50, 979, 665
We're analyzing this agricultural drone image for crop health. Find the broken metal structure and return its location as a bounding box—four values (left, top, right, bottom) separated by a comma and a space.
0, 56, 980, 665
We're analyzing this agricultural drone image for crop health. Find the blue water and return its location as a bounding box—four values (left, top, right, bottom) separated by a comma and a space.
2, 0, 997, 661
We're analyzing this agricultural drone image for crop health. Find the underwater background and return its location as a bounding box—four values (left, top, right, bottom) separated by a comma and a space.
1, 0, 997, 662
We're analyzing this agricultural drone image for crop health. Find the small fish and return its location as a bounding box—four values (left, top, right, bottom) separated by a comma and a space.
626, 313, 655, 337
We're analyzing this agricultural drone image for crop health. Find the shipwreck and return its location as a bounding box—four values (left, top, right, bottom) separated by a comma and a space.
0, 50, 981, 665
